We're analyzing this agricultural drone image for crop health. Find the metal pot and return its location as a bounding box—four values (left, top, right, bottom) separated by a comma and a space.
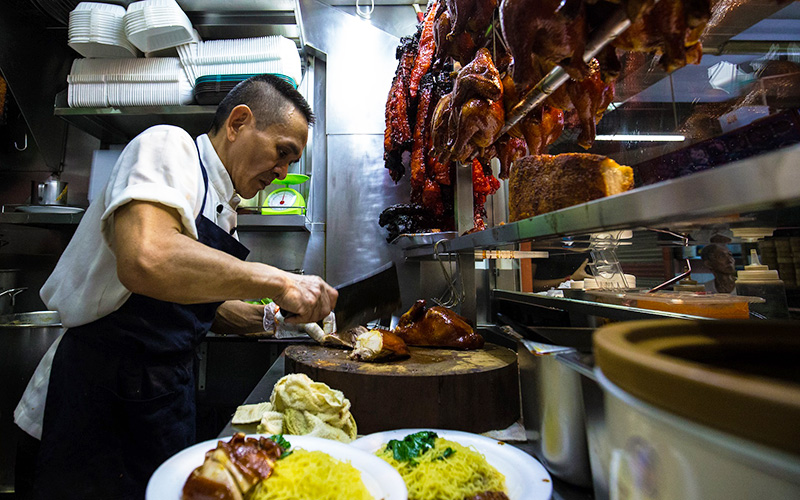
0, 269, 19, 290
0, 311, 63, 492
31, 180, 68, 206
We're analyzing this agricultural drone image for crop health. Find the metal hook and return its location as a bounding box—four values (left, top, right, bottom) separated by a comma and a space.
646, 228, 693, 293
0, 287, 27, 302
14, 132, 27, 151
432, 239, 464, 308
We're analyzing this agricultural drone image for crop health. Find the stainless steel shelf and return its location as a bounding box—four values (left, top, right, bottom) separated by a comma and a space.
404, 145, 800, 258
0, 211, 84, 226
54, 90, 217, 143
0, 211, 307, 231
493, 290, 712, 322
237, 214, 308, 231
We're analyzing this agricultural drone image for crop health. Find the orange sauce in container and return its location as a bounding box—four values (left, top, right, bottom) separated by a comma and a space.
635, 298, 750, 319
588, 291, 763, 319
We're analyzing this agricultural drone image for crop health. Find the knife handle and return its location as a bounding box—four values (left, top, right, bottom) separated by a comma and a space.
278, 309, 299, 321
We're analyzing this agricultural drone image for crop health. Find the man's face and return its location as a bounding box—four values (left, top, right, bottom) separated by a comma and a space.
227, 108, 308, 200
708, 246, 736, 275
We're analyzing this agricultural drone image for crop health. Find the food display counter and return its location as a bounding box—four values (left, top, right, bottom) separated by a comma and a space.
218, 351, 595, 500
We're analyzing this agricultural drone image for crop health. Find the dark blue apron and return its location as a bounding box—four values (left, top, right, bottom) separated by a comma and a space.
33, 148, 249, 500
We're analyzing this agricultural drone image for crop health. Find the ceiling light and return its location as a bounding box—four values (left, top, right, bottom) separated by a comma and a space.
594, 134, 687, 142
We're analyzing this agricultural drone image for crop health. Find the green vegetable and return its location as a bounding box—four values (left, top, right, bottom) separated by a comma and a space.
385, 431, 439, 464
245, 298, 274, 305
269, 434, 294, 459
435, 447, 456, 461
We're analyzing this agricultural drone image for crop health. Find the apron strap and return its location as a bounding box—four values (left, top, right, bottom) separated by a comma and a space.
195, 141, 210, 215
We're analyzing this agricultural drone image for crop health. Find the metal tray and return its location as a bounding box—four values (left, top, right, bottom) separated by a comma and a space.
390, 231, 457, 249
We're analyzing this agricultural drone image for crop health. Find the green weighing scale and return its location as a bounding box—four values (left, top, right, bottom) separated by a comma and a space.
261, 173, 309, 215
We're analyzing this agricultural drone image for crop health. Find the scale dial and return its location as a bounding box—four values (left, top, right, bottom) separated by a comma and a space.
262, 187, 305, 215
266, 188, 298, 210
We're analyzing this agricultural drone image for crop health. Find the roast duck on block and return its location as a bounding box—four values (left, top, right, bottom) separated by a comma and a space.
394, 299, 484, 350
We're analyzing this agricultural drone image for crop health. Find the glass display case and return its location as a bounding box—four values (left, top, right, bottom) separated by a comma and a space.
387, 0, 800, 326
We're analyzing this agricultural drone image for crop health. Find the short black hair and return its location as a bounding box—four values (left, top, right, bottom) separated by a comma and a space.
209, 74, 315, 134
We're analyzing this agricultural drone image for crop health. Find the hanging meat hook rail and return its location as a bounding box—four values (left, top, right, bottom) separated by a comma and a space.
497, 9, 632, 137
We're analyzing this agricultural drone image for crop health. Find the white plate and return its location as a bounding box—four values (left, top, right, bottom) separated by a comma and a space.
146, 434, 408, 500
352, 429, 553, 500
15, 205, 85, 214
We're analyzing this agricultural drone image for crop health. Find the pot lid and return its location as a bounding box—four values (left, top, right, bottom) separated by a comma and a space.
594, 319, 800, 456
0, 310, 62, 327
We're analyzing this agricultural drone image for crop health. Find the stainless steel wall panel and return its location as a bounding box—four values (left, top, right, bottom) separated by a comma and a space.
298, 0, 424, 304
308, 58, 327, 224
325, 133, 408, 284
297, 0, 403, 135
239, 232, 310, 274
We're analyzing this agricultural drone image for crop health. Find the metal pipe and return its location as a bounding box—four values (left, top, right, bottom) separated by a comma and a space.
704, 40, 800, 56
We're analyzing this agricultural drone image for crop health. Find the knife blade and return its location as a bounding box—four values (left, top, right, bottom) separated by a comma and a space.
333, 262, 402, 332
278, 262, 402, 333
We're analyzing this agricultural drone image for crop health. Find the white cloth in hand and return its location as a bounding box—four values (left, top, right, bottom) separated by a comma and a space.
262, 302, 336, 339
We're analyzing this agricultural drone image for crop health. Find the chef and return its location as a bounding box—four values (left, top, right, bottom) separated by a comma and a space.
13, 74, 337, 499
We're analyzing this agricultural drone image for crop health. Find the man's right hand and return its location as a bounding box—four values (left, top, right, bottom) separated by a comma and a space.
272, 273, 338, 324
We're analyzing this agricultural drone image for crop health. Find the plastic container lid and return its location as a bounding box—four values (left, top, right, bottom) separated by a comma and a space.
594, 319, 800, 456
195, 73, 297, 88
195, 74, 258, 84
737, 249, 782, 282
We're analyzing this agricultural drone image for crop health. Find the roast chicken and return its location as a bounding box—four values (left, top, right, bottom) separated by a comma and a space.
565, 55, 618, 148
500, 0, 591, 88
349, 328, 411, 362
433, 4, 477, 66
610, 0, 711, 73
394, 300, 485, 350
433, 0, 495, 66
182, 433, 285, 500
383, 0, 714, 237
492, 134, 528, 179
432, 48, 505, 165
445, 0, 497, 42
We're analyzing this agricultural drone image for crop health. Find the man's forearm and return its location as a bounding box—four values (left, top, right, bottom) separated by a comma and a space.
114, 200, 289, 304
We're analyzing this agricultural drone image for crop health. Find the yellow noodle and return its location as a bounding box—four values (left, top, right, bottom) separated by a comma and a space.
248, 449, 373, 500
376, 437, 507, 500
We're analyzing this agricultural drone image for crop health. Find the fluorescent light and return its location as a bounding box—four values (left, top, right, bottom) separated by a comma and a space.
594, 134, 686, 142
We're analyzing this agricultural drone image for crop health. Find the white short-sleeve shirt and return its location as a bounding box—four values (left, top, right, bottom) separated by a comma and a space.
15, 125, 241, 439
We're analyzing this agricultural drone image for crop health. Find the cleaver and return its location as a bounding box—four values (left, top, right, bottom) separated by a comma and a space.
333, 262, 402, 332
279, 262, 402, 333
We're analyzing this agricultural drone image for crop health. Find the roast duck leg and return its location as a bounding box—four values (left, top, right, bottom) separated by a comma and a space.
394, 299, 485, 350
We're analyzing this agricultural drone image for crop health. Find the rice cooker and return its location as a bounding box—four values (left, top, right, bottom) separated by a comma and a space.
593, 319, 800, 499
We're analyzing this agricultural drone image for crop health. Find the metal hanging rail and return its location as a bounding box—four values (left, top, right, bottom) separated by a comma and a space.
498, 8, 632, 136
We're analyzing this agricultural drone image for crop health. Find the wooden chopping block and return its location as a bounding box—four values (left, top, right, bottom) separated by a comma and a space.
284, 343, 519, 435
